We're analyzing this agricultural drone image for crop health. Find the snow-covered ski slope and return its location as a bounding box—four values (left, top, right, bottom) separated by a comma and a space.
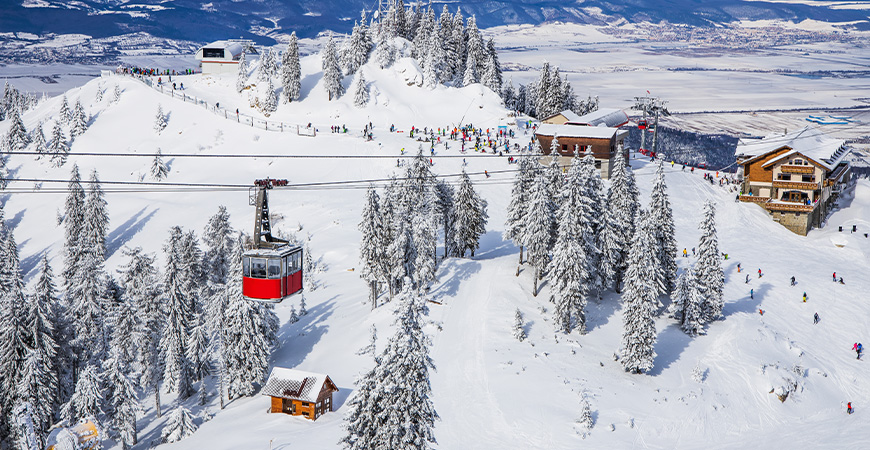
3, 54, 870, 448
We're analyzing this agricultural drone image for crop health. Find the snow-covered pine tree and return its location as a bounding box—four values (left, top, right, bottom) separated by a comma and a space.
343, 15, 373, 75
202, 206, 233, 286
523, 172, 555, 296
299, 294, 307, 316
112, 84, 122, 104
695, 201, 724, 323
563, 75, 578, 113
353, 72, 369, 107
260, 76, 278, 115
502, 78, 516, 110
513, 308, 527, 342
15, 348, 55, 447
161, 226, 194, 399
619, 210, 658, 374
95, 85, 103, 102
548, 67, 566, 117
545, 147, 564, 208
549, 157, 593, 334
598, 151, 638, 292
186, 313, 210, 383
0, 220, 30, 446
485, 38, 503, 92
12, 401, 40, 450
70, 100, 87, 138
264, 49, 279, 79
116, 246, 163, 416
452, 169, 488, 258
375, 36, 396, 69
465, 15, 486, 78
322, 36, 345, 101
66, 363, 103, 424
33, 255, 67, 406
482, 54, 500, 93
5, 108, 30, 151
578, 396, 594, 432
386, 202, 415, 296
461, 51, 478, 87
670, 268, 703, 336
578, 154, 605, 293
359, 186, 385, 308
84, 169, 109, 261
369, 285, 438, 449
412, 189, 438, 288
31, 122, 46, 158
151, 147, 169, 181
23, 274, 59, 435
650, 156, 678, 296
103, 351, 138, 450
340, 356, 381, 450
434, 179, 456, 259
504, 151, 535, 270
154, 104, 167, 134
47, 121, 68, 167
161, 406, 197, 443
534, 62, 552, 119
236, 51, 248, 93
281, 33, 302, 103
59, 95, 71, 123
222, 233, 276, 399
423, 46, 438, 89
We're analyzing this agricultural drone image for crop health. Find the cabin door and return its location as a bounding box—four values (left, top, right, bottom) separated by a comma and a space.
282, 399, 296, 414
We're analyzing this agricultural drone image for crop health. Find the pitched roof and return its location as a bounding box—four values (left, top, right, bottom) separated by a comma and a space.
261, 368, 336, 403
542, 110, 582, 123
536, 123, 623, 139
735, 126, 849, 171
567, 108, 629, 128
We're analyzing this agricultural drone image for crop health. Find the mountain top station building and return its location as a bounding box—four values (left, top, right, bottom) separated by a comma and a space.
195, 40, 247, 75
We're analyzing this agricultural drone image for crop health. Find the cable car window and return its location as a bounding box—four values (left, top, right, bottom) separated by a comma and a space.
243, 257, 251, 277
251, 258, 267, 278
268, 259, 281, 278
282, 257, 287, 276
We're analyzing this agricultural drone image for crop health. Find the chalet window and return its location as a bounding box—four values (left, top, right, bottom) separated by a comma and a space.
595, 160, 601, 169
793, 159, 804, 165
802, 175, 814, 183
777, 174, 791, 181
202, 48, 224, 58
302, 402, 310, 406
562, 144, 568, 151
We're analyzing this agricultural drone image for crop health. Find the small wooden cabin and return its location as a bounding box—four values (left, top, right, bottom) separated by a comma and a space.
261, 367, 338, 421
535, 123, 629, 179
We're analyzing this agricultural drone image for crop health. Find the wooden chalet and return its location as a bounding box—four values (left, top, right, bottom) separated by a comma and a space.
736, 126, 852, 235
534, 123, 630, 179
541, 110, 583, 125
261, 367, 338, 421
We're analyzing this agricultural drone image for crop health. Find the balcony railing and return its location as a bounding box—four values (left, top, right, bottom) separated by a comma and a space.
738, 195, 768, 203
780, 165, 814, 174
772, 180, 819, 190
765, 202, 816, 213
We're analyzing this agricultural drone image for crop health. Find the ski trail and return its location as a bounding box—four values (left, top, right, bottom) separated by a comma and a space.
429, 258, 520, 448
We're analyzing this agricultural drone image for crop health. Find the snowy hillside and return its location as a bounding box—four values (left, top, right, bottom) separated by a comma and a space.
2, 53, 870, 449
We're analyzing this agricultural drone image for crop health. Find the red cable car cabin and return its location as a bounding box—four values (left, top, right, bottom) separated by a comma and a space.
242, 245, 303, 303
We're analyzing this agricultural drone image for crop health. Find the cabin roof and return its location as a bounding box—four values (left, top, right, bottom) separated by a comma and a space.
536, 123, 625, 140
542, 110, 583, 123
197, 40, 245, 59
736, 126, 849, 171
567, 108, 629, 128
261, 367, 337, 403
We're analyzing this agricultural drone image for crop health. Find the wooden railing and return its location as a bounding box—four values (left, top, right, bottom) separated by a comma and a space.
772, 180, 819, 190
738, 195, 769, 203
780, 165, 814, 174
765, 202, 816, 212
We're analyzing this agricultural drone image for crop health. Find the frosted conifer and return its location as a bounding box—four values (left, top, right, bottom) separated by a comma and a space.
343, 15, 373, 75
695, 201, 724, 323
31, 122, 46, 158
513, 309, 527, 342
202, 205, 233, 285
236, 51, 248, 93
154, 104, 167, 134
59, 95, 71, 123
299, 294, 308, 316
359, 186, 385, 308
671, 268, 703, 336
619, 210, 658, 374
187, 314, 210, 382
47, 121, 68, 167
353, 73, 369, 107
462, 51, 478, 86
598, 151, 638, 292
161, 226, 194, 399
161, 406, 197, 443
67, 364, 103, 424
16, 348, 55, 445
376, 38, 396, 69
104, 352, 138, 450
151, 148, 169, 181
452, 169, 488, 258
650, 157, 678, 295
413, 189, 439, 287
112, 85, 122, 103
534, 62, 552, 119
70, 100, 88, 138
485, 38, 503, 92
281, 33, 302, 103
523, 172, 555, 296
504, 152, 535, 269
578, 396, 594, 432
5, 108, 30, 151
322, 36, 345, 101
95, 86, 103, 102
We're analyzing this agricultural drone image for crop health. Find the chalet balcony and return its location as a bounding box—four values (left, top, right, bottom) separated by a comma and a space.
780, 165, 815, 175
772, 180, 819, 190
765, 201, 816, 213
738, 195, 768, 204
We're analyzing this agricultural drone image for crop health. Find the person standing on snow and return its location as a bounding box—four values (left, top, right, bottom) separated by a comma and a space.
758, 268, 763, 278
833, 272, 837, 282
813, 312, 820, 324
848, 402, 853, 414
750, 289, 754, 299
802, 292, 807, 303
791, 276, 796, 286
745, 274, 750, 284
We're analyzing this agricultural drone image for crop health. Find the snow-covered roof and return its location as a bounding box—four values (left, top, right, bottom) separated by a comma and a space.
242, 244, 301, 258
261, 368, 337, 403
736, 126, 849, 171
542, 110, 582, 123
536, 123, 623, 140
196, 40, 245, 60
566, 108, 629, 128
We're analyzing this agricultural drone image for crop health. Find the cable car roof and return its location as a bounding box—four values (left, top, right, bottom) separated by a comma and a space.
243, 244, 301, 257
